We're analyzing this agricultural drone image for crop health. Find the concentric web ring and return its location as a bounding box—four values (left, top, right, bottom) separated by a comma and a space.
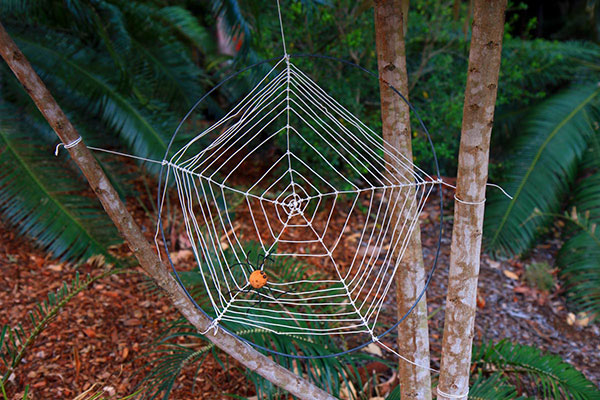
156, 54, 443, 359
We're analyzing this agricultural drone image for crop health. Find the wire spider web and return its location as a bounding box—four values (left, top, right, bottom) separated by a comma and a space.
157, 55, 439, 356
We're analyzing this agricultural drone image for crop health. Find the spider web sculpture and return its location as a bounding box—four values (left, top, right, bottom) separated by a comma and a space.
158, 55, 437, 352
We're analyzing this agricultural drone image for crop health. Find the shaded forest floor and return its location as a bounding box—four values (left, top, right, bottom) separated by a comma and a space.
1, 171, 599, 398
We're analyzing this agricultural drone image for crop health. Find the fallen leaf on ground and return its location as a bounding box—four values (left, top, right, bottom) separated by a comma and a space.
503, 270, 519, 280
576, 312, 591, 327
364, 343, 383, 356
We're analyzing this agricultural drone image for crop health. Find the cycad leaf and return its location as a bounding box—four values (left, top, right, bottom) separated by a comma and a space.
139, 244, 364, 399
468, 373, 522, 400
7, 27, 173, 163
484, 85, 600, 256
557, 138, 600, 318
156, 6, 215, 54
473, 340, 600, 399
0, 108, 120, 262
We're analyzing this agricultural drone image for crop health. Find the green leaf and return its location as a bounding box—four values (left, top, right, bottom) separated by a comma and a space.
484, 85, 600, 257
0, 107, 120, 261
473, 340, 600, 399
6, 27, 174, 163
557, 137, 600, 318
156, 6, 215, 54
467, 373, 522, 400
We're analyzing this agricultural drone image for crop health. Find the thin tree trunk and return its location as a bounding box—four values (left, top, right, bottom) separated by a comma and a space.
463, 0, 474, 39
437, 1, 506, 399
452, 0, 460, 21
374, 2, 432, 399
0, 21, 336, 400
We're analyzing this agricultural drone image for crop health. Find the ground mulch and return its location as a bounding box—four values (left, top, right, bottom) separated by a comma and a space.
1, 164, 599, 398
0, 220, 254, 399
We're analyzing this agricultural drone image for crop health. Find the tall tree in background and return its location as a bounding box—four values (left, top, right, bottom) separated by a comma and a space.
374, 1, 432, 399
438, 1, 507, 399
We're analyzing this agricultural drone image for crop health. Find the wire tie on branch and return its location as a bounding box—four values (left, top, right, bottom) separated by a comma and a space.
435, 178, 513, 205
54, 136, 82, 156
453, 195, 486, 205
436, 387, 469, 399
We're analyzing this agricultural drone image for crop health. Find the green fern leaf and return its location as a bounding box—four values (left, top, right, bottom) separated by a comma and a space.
473, 340, 600, 399
5, 27, 174, 164
467, 373, 523, 400
0, 108, 120, 261
557, 137, 600, 318
484, 85, 600, 257
156, 6, 216, 54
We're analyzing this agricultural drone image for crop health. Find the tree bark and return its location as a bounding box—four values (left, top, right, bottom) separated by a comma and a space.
437, 1, 506, 399
374, 2, 432, 399
0, 21, 336, 400
452, 0, 461, 21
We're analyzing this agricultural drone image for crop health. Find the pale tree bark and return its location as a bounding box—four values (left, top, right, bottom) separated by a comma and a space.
0, 21, 336, 400
437, 1, 507, 399
374, 2, 432, 399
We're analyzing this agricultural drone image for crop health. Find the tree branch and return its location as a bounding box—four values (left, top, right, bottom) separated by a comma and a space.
0, 20, 335, 400
374, 1, 432, 399
438, 1, 507, 399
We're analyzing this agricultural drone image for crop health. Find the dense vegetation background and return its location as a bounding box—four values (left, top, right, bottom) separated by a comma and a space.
0, 0, 599, 398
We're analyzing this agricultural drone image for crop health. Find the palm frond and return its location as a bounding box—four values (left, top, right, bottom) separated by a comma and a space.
138, 243, 365, 399
472, 340, 600, 399
557, 212, 600, 318
211, 0, 253, 56
1, 267, 117, 386
484, 85, 600, 257
109, 0, 208, 109
156, 6, 216, 54
467, 373, 522, 400
388, 373, 523, 400
557, 137, 600, 318
0, 107, 120, 261
5, 27, 174, 163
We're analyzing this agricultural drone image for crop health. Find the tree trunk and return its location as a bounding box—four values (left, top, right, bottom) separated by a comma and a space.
437, 1, 507, 399
0, 21, 336, 400
452, 0, 460, 21
463, 0, 474, 39
374, 2, 432, 399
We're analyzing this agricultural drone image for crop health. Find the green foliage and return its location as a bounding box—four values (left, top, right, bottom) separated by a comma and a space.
389, 373, 524, 400
0, 0, 226, 262
472, 340, 600, 399
227, 0, 600, 176
0, 106, 120, 261
523, 262, 555, 292
384, 339, 599, 399
557, 210, 600, 319
484, 79, 600, 316
0, 267, 117, 387
556, 137, 600, 319
484, 85, 600, 257
467, 373, 523, 400
138, 245, 366, 399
